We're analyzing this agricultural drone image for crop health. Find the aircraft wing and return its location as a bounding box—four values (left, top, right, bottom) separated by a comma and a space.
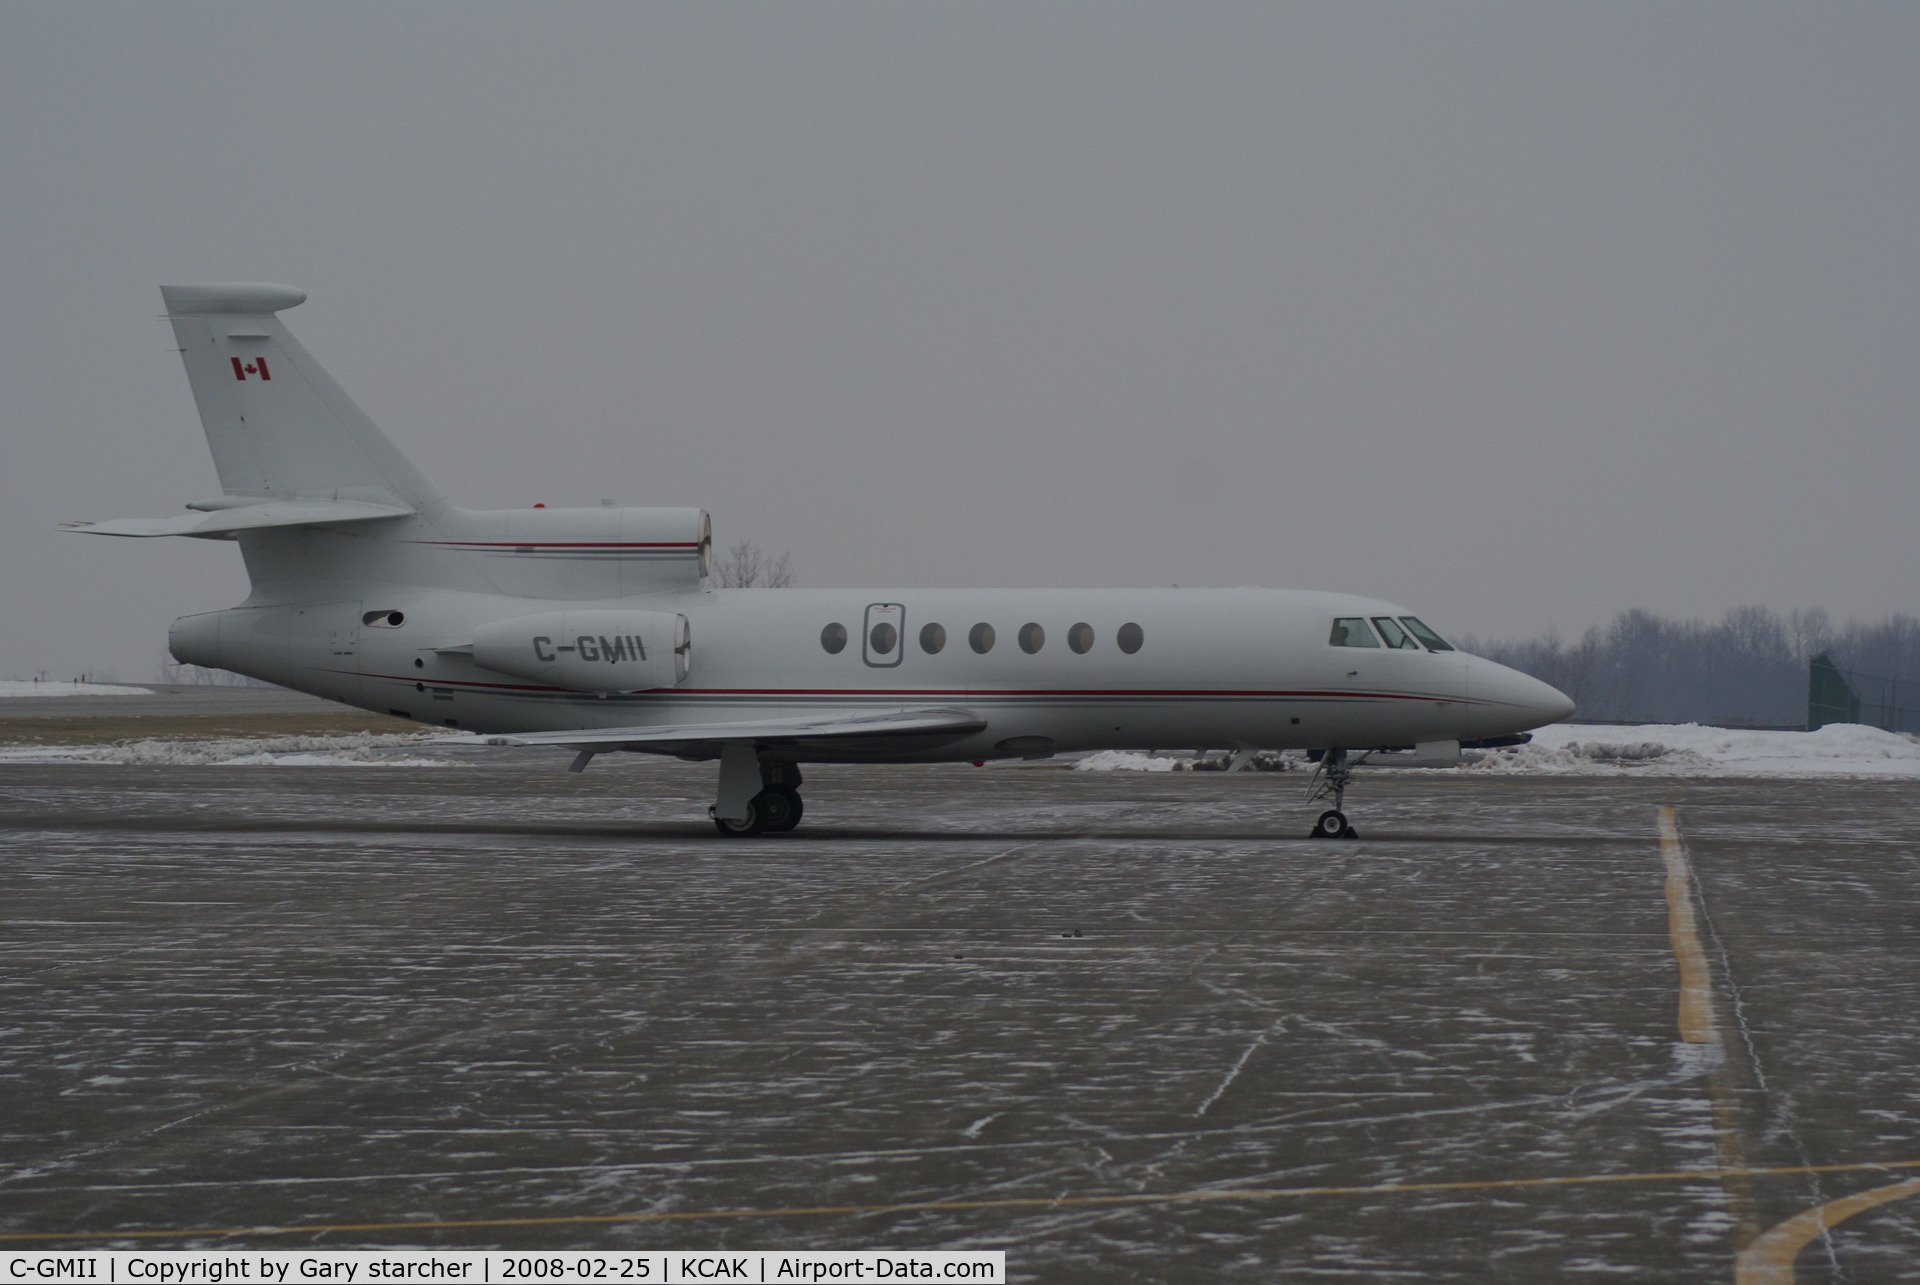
483, 706, 988, 755
64, 499, 415, 539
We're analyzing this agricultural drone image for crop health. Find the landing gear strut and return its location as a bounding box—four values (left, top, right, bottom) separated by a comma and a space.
1306, 748, 1368, 839
710, 746, 805, 838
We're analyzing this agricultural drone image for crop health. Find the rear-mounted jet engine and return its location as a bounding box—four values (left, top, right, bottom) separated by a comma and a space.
472, 610, 691, 692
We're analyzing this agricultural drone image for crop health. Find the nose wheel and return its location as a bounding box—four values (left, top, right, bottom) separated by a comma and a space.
1313, 809, 1354, 839
1307, 748, 1366, 839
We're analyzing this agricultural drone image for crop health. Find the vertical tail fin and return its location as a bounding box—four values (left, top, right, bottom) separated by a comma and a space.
160, 283, 445, 512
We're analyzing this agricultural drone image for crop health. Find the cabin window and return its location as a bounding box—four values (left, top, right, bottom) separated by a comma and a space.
1400, 617, 1455, 651
1372, 617, 1419, 650
1117, 622, 1144, 654
1018, 622, 1045, 654
1330, 618, 1380, 648
920, 622, 946, 654
969, 622, 996, 654
1068, 622, 1095, 654
821, 622, 848, 654
863, 604, 905, 667
362, 610, 405, 628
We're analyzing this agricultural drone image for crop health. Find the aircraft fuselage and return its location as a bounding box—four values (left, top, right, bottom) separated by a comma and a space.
172, 579, 1568, 763
86, 281, 1575, 835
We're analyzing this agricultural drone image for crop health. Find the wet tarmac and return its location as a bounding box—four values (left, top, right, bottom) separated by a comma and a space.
0, 685, 409, 745
0, 684, 346, 720
3, 745, 1918, 1281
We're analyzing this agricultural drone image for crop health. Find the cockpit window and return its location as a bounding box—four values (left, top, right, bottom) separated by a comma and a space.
1330, 617, 1380, 648
1372, 617, 1418, 650
1400, 617, 1455, 651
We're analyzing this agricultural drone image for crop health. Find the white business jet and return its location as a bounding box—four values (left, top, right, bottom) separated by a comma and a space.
72, 284, 1573, 838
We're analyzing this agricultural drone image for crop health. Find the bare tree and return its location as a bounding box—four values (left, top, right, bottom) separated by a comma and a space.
714, 540, 795, 588
1789, 607, 1833, 661
1469, 605, 1920, 727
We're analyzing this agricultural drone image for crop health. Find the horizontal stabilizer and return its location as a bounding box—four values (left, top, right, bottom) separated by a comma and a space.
65, 498, 416, 539
481, 706, 987, 753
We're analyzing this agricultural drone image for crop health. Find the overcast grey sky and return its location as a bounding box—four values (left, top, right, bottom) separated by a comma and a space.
5, 3, 1917, 681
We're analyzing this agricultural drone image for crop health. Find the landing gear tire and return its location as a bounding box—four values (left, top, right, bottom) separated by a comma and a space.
1312, 809, 1356, 840
711, 800, 765, 838
758, 787, 804, 833
1306, 747, 1368, 838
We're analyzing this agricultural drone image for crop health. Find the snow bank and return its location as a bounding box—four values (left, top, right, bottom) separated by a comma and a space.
1072, 724, 1920, 779
1474, 722, 1920, 778
0, 680, 151, 697
1075, 750, 1183, 772
0, 732, 451, 767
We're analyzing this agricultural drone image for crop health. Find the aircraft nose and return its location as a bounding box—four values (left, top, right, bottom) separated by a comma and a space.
1533, 677, 1577, 725
1471, 658, 1576, 730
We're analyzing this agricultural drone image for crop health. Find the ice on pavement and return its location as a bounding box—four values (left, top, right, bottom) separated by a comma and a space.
1076, 724, 1920, 779
0, 732, 453, 767
0, 679, 151, 697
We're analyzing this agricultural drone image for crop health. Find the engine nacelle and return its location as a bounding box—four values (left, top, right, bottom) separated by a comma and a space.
472, 609, 690, 692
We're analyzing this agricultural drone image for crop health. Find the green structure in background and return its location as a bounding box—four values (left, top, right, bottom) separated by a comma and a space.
1807, 653, 1860, 731
1808, 653, 1919, 734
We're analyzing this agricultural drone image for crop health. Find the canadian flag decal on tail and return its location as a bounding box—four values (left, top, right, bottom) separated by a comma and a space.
231, 357, 272, 382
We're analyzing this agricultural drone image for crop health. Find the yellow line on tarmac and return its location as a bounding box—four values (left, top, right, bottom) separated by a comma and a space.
1735, 1174, 1920, 1284
1664, 807, 1920, 1282
9, 1159, 1920, 1244
1657, 807, 1716, 1045
1657, 806, 1757, 1247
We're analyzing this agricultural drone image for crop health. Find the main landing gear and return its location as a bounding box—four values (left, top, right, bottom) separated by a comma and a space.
709, 744, 805, 838
711, 787, 802, 837
1306, 747, 1370, 839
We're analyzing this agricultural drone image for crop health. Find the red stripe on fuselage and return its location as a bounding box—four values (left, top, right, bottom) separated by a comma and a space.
351, 671, 1472, 702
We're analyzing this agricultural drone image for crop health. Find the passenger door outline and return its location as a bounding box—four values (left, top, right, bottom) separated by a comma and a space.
863, 603, 905, 668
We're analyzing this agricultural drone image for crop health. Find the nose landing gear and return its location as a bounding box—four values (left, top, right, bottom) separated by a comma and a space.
1307, 748, 1369, 839
1312, 808, 1353, 839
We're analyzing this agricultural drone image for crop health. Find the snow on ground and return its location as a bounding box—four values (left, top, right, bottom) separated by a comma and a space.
0, 680, 151, 697
5, 721, 1916, 777
1075, 750, 1183, 772
1476, 722, 1920, 778
0, 732, 453, 767
1075, 724, 1920, 779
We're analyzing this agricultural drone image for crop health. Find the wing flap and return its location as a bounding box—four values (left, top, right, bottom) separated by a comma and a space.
484, 706, 986, 752
65, 499, 416, 538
